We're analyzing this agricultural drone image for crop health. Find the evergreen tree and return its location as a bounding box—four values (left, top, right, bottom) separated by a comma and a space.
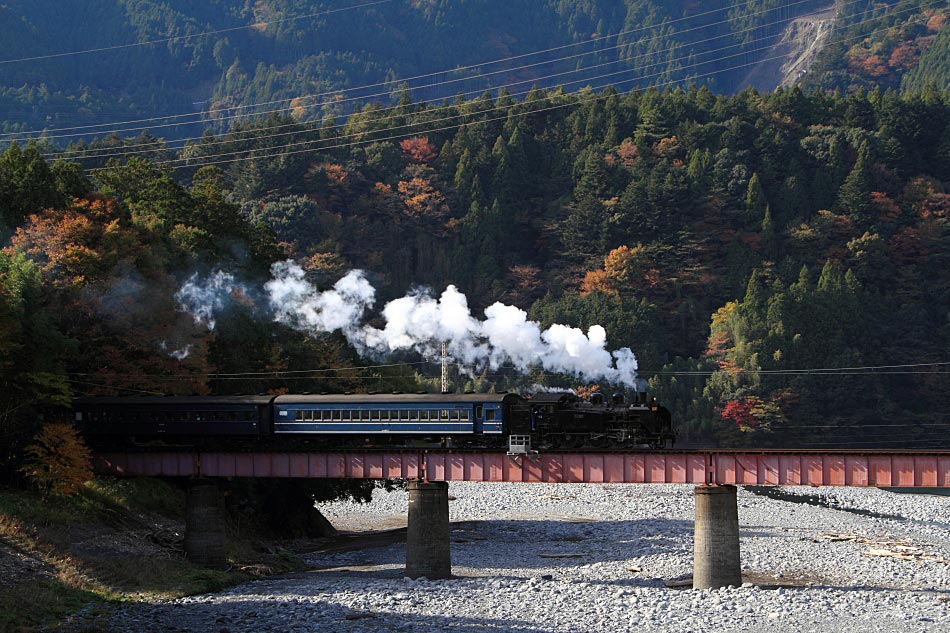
0, 141, 61, 233
744, 172, 768, 224
837, 141, 873, 223
760, 206, 777, 261
686, 148, 710, 190
560, 195, 607, 264
575, 147, 610, 201
453, 148, 476, 198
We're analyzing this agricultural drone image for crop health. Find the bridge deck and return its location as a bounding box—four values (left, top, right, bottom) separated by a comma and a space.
93, 450, 950, 487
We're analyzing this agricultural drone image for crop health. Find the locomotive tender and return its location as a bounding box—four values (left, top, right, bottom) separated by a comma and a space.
74, 391, 674, 452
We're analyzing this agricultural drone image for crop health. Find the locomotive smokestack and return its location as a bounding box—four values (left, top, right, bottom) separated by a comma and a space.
441, 341, 448, 394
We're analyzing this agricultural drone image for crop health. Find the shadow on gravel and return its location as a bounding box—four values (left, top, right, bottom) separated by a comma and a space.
96, 518, 698, 631
305, 518, 695, 572
107, 598, 574, 633
744, 486, 906, 521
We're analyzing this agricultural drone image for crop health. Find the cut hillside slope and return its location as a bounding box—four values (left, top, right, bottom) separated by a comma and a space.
738, 4, 837, 91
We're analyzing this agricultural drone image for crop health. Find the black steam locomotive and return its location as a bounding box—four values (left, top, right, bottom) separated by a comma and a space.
73, 390, 674, 452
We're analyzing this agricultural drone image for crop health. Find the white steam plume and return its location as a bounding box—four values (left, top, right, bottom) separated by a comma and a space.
160, 341, 193, 360
265, 262, 376, 346
175, 271, 243, 331
175, 261, 640, 387
267, 262, 639, 387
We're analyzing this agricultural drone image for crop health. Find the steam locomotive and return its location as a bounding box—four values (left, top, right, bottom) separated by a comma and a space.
73, 390, 674, 452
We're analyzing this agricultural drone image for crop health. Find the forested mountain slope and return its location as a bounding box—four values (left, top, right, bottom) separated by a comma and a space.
2, 86, 948, 448
0, 0, 848, 139
0, 1, 948, 453
802, 0, 950, 92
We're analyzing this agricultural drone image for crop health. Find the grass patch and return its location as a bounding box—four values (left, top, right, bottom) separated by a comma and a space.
0, 478, 186, 528
0, 577, 102, 633
89, 478, 186, 518
87, 555, 247, 597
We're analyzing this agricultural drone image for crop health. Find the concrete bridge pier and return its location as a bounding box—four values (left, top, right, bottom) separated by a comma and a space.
405, 480, 451, 579
184, 480, 227, 568
693, 484, 742, 589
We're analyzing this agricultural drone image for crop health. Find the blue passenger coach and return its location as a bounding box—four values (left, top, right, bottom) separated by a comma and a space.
272, 393, 522, 436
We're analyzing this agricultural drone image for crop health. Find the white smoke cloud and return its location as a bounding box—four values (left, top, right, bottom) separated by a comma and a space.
267, 262, 639, 387
175, 271, 243, 331
175, 261, 640, 387
265, 262, 376, 346
360, 284, 487, 365
530, 384, 578, 394
160, 341, 193, 360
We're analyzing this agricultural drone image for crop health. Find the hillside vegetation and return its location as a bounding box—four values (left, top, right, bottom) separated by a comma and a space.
0, 478, 253, 631
803, 0, 950, 92
1, 85, 948, 449
0, 0, 847, 139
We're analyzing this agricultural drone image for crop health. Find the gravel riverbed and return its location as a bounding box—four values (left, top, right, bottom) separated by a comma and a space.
106, 483, 950, 632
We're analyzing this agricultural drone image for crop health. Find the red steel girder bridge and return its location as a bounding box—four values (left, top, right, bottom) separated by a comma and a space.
93, 449, 950, 487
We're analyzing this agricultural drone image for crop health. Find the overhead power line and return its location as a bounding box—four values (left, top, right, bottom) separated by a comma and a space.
68, 360, 950, 382
645, 361, 950, 376
68, 27, 798, 163
96, 2, 930, 175
69, 361, 429, 379
56, 0, 860, 161
0, 0, 395, 67
134, 13, 927, 175
64, 378, 165, 396
4, 0, 827, 141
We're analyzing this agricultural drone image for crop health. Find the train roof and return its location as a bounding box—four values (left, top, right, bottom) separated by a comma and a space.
73, 395, 276, 406
274, 393, 523, 405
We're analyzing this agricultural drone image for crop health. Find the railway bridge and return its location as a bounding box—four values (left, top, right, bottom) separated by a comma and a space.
94, 449, 950, 589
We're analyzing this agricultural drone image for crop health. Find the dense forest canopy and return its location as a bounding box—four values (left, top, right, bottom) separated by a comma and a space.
5, 0, 947, 141
1, 83, 948, 453
0, 0, 948, 461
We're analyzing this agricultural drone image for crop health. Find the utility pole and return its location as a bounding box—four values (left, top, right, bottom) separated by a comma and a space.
441, 341, 448, 394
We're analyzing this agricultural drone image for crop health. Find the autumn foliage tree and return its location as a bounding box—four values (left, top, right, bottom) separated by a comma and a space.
20, 423, 92, 498
396, 176, 450, 225
400, 136, 437, 164
581, 245, 660, 296
720, 398, 763, 431
4, 192, 210, 396
6, 194, 137, 289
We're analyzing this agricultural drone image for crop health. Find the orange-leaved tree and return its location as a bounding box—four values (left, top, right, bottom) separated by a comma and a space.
400, 136, 437, 164
581, 245, 660, 296
20, 423, 92, 498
